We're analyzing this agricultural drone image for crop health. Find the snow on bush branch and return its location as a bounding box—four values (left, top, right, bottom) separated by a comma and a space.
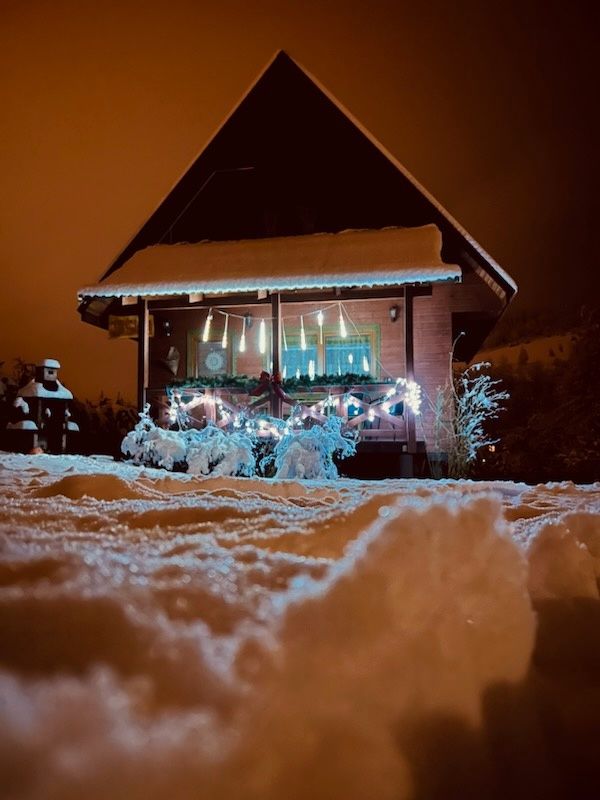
121, 404, 357, 479
433, 362, 509, 478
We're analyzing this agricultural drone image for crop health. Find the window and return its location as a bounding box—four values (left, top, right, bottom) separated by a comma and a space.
282, 336, 318, 378
281, 327, 378, 378
324, 334, 372, 376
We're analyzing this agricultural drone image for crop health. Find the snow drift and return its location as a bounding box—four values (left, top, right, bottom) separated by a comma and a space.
0, 452, 599, 798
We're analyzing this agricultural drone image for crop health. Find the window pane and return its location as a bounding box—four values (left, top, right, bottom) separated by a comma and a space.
282, 336, 318, 377
325, 335, 372, 376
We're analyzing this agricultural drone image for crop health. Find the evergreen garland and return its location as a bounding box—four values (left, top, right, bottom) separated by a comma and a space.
169, 373, 393, 392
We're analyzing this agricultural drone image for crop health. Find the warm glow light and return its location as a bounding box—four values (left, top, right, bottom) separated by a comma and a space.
239, 317, 246, 353
317, 309, 324, 344
202, 308, 213, 342
259, 319, 266, 354
300, 315, 306, 351
339, 305, 347, 338
221, 314, 228, 349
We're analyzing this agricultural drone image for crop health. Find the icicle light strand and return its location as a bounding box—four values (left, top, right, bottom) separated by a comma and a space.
259, 319, 267, 355
202, 308, 213, 342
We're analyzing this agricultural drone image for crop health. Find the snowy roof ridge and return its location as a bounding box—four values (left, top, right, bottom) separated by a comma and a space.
79, 224, 461, 299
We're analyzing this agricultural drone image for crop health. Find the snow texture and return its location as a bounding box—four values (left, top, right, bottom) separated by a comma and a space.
0, 451, 599, 799
79, 225, 462, 299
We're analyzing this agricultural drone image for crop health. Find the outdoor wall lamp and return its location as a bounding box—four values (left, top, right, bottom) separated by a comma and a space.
389, 304, 399, 322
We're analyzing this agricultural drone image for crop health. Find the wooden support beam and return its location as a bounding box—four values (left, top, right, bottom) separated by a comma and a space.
271, 292, 282, 417
404, 286, 417, 454
137, 298, 149, 411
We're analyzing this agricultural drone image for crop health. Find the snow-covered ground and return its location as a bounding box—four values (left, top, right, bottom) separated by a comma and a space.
0, 452, 599, 799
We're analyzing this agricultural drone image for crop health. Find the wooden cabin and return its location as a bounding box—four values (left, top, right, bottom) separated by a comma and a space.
78, 51, 516, 477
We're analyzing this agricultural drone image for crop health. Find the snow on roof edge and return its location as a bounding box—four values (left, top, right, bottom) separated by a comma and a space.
80, 268, 461, 300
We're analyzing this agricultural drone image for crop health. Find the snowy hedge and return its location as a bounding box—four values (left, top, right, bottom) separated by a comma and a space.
121, 405, 356, 480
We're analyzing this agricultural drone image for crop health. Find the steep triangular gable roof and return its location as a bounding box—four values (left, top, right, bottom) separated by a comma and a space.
97, 50, 515, 303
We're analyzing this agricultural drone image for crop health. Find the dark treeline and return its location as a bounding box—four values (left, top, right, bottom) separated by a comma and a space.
476, 309, 600, 484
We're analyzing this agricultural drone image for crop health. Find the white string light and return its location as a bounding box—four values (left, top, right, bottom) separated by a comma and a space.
221, 314, 229, 349
239, 316, 246, 353
308, 359, 315, 380
362, 354, 370, 373
300, 315, 306, 351
338, 304, 347, 338
202, 308, 213, 342
317, 309, 324, 344
259, 319, 266, 355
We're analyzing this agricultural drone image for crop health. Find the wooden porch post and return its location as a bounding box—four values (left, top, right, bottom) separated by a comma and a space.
137, 297, 149, 411
404, 286, 417, 454
271, 292, 282, 417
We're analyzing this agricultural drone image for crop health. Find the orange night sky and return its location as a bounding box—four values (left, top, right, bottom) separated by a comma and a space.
1, 0, 595, 401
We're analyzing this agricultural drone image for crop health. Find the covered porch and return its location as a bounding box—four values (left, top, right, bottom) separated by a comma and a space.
79, 224, 462, 473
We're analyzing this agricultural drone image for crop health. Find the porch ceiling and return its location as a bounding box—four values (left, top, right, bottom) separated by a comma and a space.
79, 224, 461, 300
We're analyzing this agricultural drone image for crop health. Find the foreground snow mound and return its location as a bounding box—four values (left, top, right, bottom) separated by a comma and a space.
0, 454, 599, 798
231, 495, 535, 799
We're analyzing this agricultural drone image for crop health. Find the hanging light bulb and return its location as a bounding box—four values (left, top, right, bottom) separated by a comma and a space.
239, 316, 246, 353
259, 318, 266, 354
308, 359, 315, 380
202, 308, 213, 342
221, 314, 229, 349
339, 305, 347, 338
317, 309, 324, 344
300, 315, 306, 351
362, 354, 370, 373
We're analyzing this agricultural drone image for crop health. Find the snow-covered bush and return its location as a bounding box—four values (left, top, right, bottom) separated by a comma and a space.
121, 405, 255, 476
185, 425, 255, 477
122, 405, 355, 480
262, 416, 357, 480
433, 362, 508, 478
121, 405, 187, 470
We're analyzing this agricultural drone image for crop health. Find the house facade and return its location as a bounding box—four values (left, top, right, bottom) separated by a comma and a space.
78, 51, 516, 476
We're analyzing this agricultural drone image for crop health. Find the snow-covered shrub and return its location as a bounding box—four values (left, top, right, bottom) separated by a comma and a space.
185, 425, 255, 477
263, 416, 356, 480
433, 362, 508, 478
121, 405, 187, 470
121, 407, 254, 476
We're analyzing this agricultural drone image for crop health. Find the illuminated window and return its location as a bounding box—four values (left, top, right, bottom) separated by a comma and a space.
282, 336, 318, 377
325, 334, 372, 375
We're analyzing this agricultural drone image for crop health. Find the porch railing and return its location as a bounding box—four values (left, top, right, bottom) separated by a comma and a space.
147, 383, 412, 443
